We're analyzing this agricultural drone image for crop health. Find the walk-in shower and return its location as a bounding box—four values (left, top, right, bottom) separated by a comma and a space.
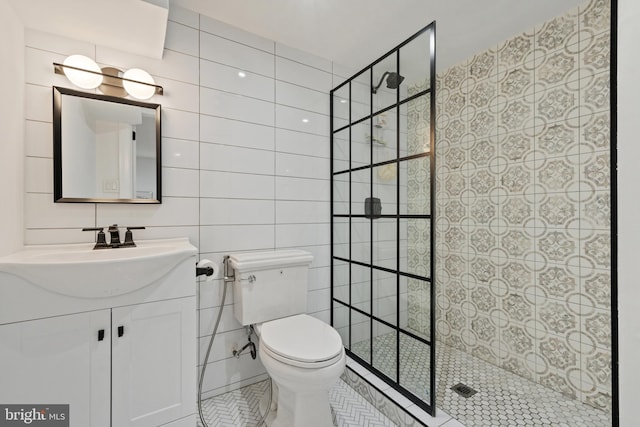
331, 0, 616, 425
330, 23, 437, 414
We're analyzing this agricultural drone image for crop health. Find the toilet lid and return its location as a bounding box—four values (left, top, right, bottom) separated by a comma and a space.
260, 314, 344, 367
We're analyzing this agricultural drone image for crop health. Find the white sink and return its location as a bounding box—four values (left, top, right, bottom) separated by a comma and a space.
0, 238, 197, 298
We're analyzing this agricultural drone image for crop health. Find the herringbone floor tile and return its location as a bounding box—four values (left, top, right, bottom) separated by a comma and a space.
198, 379, 396, 427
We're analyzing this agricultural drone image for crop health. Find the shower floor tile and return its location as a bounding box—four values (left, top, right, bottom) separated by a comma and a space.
350, 333, 612, 427
198, 378, 397, 427
436, 344, 612, 427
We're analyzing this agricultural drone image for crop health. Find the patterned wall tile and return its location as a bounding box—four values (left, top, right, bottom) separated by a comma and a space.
537, 49, 580, 86
581, 112, 610, 153
581, 73, 610, 116
580, 0, 611, 40
537, 122, 578, 159
535, 9, 580, 57
410, 0, 612, 414
501, 131, 533, 161
580, 31, 610, 79
497, 31, 535, 72
536, 85, 579, 125
469, 49, 497, 80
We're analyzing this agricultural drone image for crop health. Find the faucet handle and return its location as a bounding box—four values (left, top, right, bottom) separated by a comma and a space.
82, 227, 108, 249
122, 226, 146, 247
108, 224, 121, 246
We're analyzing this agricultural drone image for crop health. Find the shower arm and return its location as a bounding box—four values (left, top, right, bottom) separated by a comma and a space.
372, 71, 391, 94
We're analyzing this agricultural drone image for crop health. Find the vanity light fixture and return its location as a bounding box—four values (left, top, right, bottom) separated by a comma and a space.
61, 55, 103, 89
54, 55, 163, 100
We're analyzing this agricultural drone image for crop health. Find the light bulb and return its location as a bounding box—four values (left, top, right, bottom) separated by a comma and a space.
123, 68, 156, 100
62, 55, 103, 89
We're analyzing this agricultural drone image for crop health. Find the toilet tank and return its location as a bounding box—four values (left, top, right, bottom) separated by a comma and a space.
228, 250, 314, 326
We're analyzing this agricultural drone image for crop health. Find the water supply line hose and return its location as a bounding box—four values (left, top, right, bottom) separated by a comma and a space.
197, 259, 272, 427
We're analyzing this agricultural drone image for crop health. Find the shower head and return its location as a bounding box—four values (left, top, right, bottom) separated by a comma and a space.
372, 71, 405, 93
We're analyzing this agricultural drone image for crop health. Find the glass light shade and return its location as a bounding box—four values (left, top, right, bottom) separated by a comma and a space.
122, 68, 156, 100
62, 55, 103, 89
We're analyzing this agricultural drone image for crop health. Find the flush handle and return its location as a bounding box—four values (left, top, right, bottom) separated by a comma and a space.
97, 329, 105, 341
118, 326, 125, 337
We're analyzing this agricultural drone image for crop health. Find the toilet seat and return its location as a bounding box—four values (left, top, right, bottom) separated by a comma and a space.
259, 314, 344, 369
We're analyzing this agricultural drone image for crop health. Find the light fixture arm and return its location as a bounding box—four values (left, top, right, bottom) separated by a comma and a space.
53, 62, 164, 96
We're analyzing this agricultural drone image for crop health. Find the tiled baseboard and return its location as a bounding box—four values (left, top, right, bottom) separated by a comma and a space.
343, 356, 458, 427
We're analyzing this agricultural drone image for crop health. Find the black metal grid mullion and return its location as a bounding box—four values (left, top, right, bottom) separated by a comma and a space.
330, 21, 437, 416
395, 48, 402, 386
330, 85, 334, 328
428, 23, 437, 412
334, 151, 430, 176
369, 66, 374, 367
333, 88, 431, 135
348, 80, 353, 352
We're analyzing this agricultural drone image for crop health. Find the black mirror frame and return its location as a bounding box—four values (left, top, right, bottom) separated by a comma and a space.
52, 86, 162, 204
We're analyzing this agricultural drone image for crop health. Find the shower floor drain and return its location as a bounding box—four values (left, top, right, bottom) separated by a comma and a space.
451, 383, 477, 398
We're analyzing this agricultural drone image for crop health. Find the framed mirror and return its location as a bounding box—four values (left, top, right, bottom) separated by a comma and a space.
53, 86, 162, 203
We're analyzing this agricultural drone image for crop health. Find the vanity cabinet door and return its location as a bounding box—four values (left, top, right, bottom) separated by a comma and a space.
0, 310, 111, 427
111, 297, 196, 427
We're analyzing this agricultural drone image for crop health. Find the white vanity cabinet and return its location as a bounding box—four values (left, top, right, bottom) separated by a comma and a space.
0, 238, 198, 427
0, 309, 111, 427
111, 297, 196, 427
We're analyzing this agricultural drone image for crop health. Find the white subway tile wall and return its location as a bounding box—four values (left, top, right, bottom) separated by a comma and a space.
22, 5, 334, 398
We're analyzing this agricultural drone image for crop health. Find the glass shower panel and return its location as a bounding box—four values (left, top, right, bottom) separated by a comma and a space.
333, 301, 350, 349
351, 263, 371, 314
333, 84, 350, 130
399, 29, 432, 102
373, 219, 397, 271
333, 173, 349, 215
330, 21, 435, 415
351, 217, 371, 265
351, 168, 370, 216
373, 269, 397, 326
373, 164, 397, 216
351, 310, 371, 364
399, 275, 409, 329
400, 95, 431, 157
399, 332, 431, 401
333, 259, 350, 303
333, 218, 349, 259
372, 108, 398, 164
400, 156, 431, 215
372, 320, 397, 382
372, 52, 399, 114
333, 127, 350, 173
351, 71, 370, 123
401, 218, 430, 278
351, 119, 371, 169
404, 277, 430, 341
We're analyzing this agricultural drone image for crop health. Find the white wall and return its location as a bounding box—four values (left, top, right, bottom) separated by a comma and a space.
0, 0, 24, 256
616, 0, 640, 424
20, 6, 336, 398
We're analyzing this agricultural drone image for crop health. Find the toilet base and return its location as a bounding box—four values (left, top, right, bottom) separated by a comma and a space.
259, 380, 336, 427
258, 341, 345, 427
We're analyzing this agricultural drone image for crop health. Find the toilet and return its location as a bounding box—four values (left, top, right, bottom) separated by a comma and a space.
228, 250, 346, 427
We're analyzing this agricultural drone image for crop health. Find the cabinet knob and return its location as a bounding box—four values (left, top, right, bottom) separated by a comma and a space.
97, 329, 105, 341
118, 326, 125, 337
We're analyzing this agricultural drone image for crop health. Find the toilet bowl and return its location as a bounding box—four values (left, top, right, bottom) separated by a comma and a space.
228, 250, 346, 427
255, 314, 346, 427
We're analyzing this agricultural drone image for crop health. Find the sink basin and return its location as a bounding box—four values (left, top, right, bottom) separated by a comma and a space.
0, 238, 197, 298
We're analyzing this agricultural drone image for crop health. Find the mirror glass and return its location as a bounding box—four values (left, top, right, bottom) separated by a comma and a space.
53, 86, 161, 203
